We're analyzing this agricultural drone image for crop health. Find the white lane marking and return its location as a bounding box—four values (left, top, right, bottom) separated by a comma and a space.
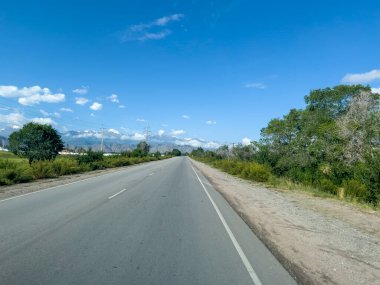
0, 159, 171, 204
190, 164, 263, 285
108, 188, 127, 199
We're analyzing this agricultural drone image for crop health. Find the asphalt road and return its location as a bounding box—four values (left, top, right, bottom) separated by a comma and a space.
0, 157, 297, 285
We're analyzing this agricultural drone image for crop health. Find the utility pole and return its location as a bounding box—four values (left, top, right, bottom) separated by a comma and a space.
100, 127, 105, 152
144, 125, 151, 144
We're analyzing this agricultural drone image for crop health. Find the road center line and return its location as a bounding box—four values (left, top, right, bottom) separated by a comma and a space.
190, 164, 263, 285
108, 188, 127, 199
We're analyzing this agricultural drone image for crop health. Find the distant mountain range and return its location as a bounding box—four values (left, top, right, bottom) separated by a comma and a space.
0, 127, 221, 153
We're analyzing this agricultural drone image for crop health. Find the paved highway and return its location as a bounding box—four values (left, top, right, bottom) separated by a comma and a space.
0, 157, 297, 285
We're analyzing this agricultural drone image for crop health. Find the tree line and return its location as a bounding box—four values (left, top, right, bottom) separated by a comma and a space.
192, 85, 380, 205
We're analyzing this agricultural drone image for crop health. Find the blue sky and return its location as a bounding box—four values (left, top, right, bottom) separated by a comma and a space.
0, 0, 379, 145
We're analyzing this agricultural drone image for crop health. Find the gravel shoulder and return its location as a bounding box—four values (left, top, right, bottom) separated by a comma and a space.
191, 159, 380, 285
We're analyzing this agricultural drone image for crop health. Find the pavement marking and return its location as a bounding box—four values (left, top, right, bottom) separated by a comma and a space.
190, 164, 263, 285
108, 189, 127, 199
149, 173, 155, 176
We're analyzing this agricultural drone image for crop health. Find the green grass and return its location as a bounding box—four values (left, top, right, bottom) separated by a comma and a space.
192, 156, 379, 211
0, 152, 171, 186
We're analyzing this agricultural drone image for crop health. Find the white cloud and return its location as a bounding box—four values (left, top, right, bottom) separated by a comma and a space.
244, 82, 266, 89
31, 117, 56, 125
242, 137, 251, 146
139, 30, 171, 41
90, 113, 95, 117
171, 129, 185, 136
371, 87, 380, 94
122, 14, 184, 42
121, 132, 146, 141
206, 120, 216, 125
174, 138, 220, 149
60, 107, 73, 112
72, 86, 89, 94
136, 118, 146, 122
119, 104, 126, 108
0, 112, 25, 126
90, 102, 102, 111
75, 97, 89, 105
0, 85, 65, 106
342, 69, 380, 84
108, 94, 119, 103
182, 114, 190, 119
108, 128, 120, 135
158, 129, 165, 136
40, 110, 60, 118
154, 14, 184, 26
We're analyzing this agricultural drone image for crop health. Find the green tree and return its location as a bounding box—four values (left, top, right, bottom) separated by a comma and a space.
136, 141, 150, 156
171, 149, 181, 156
9, 122, 64, 165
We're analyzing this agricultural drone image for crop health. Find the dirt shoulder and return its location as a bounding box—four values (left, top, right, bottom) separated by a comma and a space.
191, 159, 380, 285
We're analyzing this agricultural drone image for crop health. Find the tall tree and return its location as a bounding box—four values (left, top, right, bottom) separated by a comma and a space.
9, 122, 64, 164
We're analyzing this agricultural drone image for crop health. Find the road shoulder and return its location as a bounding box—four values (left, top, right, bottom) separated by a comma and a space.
190, 159, 380, 285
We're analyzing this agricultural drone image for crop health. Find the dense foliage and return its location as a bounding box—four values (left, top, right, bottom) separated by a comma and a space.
1, 140, 171, 186
8, 123, 64, 164
192, 85, 380, 206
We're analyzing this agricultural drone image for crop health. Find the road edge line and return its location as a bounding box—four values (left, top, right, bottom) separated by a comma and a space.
190, 163, 263, 285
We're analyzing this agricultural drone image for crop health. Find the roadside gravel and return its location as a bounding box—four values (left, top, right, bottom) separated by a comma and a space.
191, 159, 380, 285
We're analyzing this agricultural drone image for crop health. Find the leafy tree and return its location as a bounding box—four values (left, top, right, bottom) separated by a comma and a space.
171, 149, 181, 156
136, 141, 150, 156
9, 122, 64, 165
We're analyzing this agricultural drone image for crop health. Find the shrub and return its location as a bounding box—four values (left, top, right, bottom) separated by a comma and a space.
52, 157, 83, 176
0, 160, 33, 185
319, 178, 338, 195
77, 150, 103, 164
31, 161, 57, 179
342, 179, 369, 201
240, 162, 271, 182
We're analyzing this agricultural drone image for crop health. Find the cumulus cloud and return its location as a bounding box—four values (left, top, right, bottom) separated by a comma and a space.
75, 97, 89, 105
0, 85, 65, 106
182, 114, 190, 119
108, 128, 120, 135
90, 102, 102, 111
72, 86, 89, 94
119, 105, 126, 108
40, 110, 60, 118
174, 138, 220, 149
244, 82, 266, 89
341, 69, 380, 84
136, 118, 146, 122
121, 132, 146, 141
171, 129, 185, 136
242, 137, 252, 146
31, 117, 56, 125
0, 112, 25, 126
121, 14, 184, 42
108, 94, 119, 103
206, 120, 216, 125
158, 129, 165, 136
60, 107, 73, 112
371, 87, 380, 94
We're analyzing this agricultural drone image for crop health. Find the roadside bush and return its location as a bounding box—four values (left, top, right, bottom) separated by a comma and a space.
52, 157, 83, 176
77, 150, 103, 164
31, 161, 57, 179
0, 160, 33, 185
319, 178, 338, 195
342, 179, 369, 201
240, 162, 271, 182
